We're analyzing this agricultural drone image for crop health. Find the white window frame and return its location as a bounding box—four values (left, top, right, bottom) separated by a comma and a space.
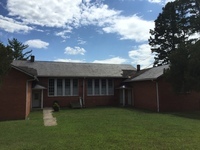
87, 79, 114, 96
48, 78, 79, 97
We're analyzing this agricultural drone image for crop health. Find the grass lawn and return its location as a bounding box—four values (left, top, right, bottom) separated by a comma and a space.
0, 107, 200, 150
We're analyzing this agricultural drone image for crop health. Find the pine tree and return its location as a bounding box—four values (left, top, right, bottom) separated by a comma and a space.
149, 0, 199, 66
8, 38, 32, 60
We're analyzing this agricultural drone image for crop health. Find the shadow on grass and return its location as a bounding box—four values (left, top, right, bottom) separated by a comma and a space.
166, 111, 200, 120
55, 106, 200, 121
123, 106, 200, 120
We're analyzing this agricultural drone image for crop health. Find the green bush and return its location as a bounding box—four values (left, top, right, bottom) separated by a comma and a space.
52, 102, 60, 112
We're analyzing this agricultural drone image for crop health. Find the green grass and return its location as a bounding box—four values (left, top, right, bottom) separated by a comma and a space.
0, 107, 200, 150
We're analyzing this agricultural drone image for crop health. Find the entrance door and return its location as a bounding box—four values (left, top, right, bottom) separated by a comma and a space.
120, 89, 125, 106
127, 90, 132, 105
32, 91, 41, 108
120, 90, 123, 105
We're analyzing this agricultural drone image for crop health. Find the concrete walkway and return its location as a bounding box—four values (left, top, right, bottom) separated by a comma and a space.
43, 108, 57, 126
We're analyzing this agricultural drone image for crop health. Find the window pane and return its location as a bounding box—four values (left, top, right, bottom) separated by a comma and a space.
101, 79, 106, 95
57, 79, 63, 96
65, 79, 70, 96
94, 79, 100, 95
49, 79, 54, 96
108, 79, 114, 95
87, 79, 93, 95
73, 79, 78, 96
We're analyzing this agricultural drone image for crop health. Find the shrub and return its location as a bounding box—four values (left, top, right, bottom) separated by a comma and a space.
52, 102, 60, 112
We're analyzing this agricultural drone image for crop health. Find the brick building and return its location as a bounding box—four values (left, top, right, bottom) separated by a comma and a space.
1, 57, 200, 121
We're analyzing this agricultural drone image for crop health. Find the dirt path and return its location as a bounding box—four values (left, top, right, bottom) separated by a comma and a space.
43, 108, 57, 126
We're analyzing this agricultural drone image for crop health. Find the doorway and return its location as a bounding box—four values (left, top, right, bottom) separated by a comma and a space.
32, 91, 41, 108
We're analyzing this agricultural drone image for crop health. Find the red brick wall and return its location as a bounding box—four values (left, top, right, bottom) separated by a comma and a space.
130, 78, 200, 112
130, 81, 157, 111
0, 68, 32, 120
38, 77, 123, 107
158, 78, 200, 111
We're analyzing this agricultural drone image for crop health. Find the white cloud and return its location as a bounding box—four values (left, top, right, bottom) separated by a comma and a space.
55, 26, 72, 39
148, 0, 175, 4
103, 15, 154, 42
64, 46, 86, 55
7, 0, 82, 28
0, 15, 32, 33
129, 44, 155, 68
54, 58, 85, 63
189, 33, 200, 41
24, 39, 49, 49
93, 57, 127, 64
6, 0, 119, 28
77, 38, 87, 45
5, 0, 154, 42
148, 0, 161, 3
55, 30, 71, 39
80, 3, 120, 26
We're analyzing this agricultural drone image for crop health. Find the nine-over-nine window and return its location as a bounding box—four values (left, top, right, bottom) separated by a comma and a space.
87, 79, 114, 96
48, 79, 78, 96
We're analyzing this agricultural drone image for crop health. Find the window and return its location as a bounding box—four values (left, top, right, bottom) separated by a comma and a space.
49, 79, 54, 96
73, 79, 78, 95
87, 79, 93, 95
65, 79, 70, 96
101, 79, 106, 95
87, 79, 114, 96
57, 79, 63, 96
108, 79, 114, 95
94, 79, 100, 95
48, 78, 78, 96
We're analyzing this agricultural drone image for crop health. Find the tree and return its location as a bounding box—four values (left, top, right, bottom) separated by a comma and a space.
0, 42, 13, 85
187, 40, 200, 91
149, 0, 199, 66
165, 43, 190, 92
8, 38, 32, 60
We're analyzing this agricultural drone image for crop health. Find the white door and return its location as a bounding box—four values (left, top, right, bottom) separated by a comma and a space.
32, 91, 41, 108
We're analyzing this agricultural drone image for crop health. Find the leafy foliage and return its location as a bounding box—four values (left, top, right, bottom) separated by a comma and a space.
52, 102, 60, 112
150, 0, 200, 92
0, 42, 13, 85
187, 40, 200, 91
149, 0, 199, 66
8, 38, 32, 60
165, 43, 190, 92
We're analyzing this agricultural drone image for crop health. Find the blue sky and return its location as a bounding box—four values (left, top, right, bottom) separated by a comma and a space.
0, 0, 174, 68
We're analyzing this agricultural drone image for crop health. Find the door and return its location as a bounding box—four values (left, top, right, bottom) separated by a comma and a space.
120, 89, 125, 106
120, 89, 123, 105
32, 91, 41, 108
127, 89, 132, 105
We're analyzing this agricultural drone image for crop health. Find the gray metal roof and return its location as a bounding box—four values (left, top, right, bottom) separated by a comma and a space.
129, 65, 169, 82
12, 60, 135, 78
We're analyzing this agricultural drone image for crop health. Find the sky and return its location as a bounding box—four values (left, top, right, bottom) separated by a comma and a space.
0, 0, 174, 69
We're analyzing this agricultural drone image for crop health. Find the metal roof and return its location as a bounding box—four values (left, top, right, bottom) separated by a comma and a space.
129, 65, 169, 82
12, 60, 135, 78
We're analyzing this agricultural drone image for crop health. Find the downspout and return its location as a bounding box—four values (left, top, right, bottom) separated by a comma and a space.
82, 77, 85, 107
156, 81, 160, 112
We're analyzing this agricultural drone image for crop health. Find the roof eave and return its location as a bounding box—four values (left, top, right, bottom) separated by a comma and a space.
11, 65, 38, 81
